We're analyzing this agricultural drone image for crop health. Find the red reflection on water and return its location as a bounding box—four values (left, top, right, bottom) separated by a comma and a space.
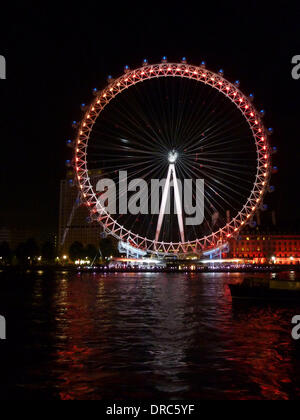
50, 272, 300, 400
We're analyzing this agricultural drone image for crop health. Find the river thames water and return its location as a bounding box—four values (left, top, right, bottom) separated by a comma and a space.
0, 270, 300, 400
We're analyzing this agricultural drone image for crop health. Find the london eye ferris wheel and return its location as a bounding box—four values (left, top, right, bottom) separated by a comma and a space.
71, 57, 275, 257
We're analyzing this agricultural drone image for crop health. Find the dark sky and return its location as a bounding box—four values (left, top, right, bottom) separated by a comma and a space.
0, 1, 300, 235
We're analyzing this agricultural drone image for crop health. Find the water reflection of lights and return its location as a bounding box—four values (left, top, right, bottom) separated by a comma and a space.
16, 271, 300, 399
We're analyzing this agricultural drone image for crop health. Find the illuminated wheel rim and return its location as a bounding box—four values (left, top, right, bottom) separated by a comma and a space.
74, 61, 272, 255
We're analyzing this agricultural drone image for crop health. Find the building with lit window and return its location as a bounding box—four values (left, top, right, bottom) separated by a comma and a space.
58, 170, 103, 254
229, 231, 300, 265
0, 227, 44, 249
0, 228, 10, 244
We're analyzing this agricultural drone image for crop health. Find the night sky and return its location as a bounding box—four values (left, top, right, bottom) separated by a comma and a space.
0, 1, 300, 235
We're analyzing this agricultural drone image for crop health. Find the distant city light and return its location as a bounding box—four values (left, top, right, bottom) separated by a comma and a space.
75, 259, 91, 265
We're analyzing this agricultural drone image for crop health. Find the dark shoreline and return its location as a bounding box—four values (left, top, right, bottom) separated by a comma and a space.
0, 264, 299, 274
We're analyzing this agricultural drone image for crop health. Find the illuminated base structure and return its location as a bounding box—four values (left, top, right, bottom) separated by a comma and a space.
109, 257, 166, 270
202, 242, 230, 260
118, 240, 147, 258
117, 239, 232, 269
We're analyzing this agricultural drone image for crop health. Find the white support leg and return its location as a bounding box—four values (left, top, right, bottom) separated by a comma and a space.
155, 162, 185, 244
172, 165, 185, 244
155, 164, 172, 243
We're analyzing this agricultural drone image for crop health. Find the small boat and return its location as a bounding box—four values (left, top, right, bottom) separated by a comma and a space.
229, 278, 300, 301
